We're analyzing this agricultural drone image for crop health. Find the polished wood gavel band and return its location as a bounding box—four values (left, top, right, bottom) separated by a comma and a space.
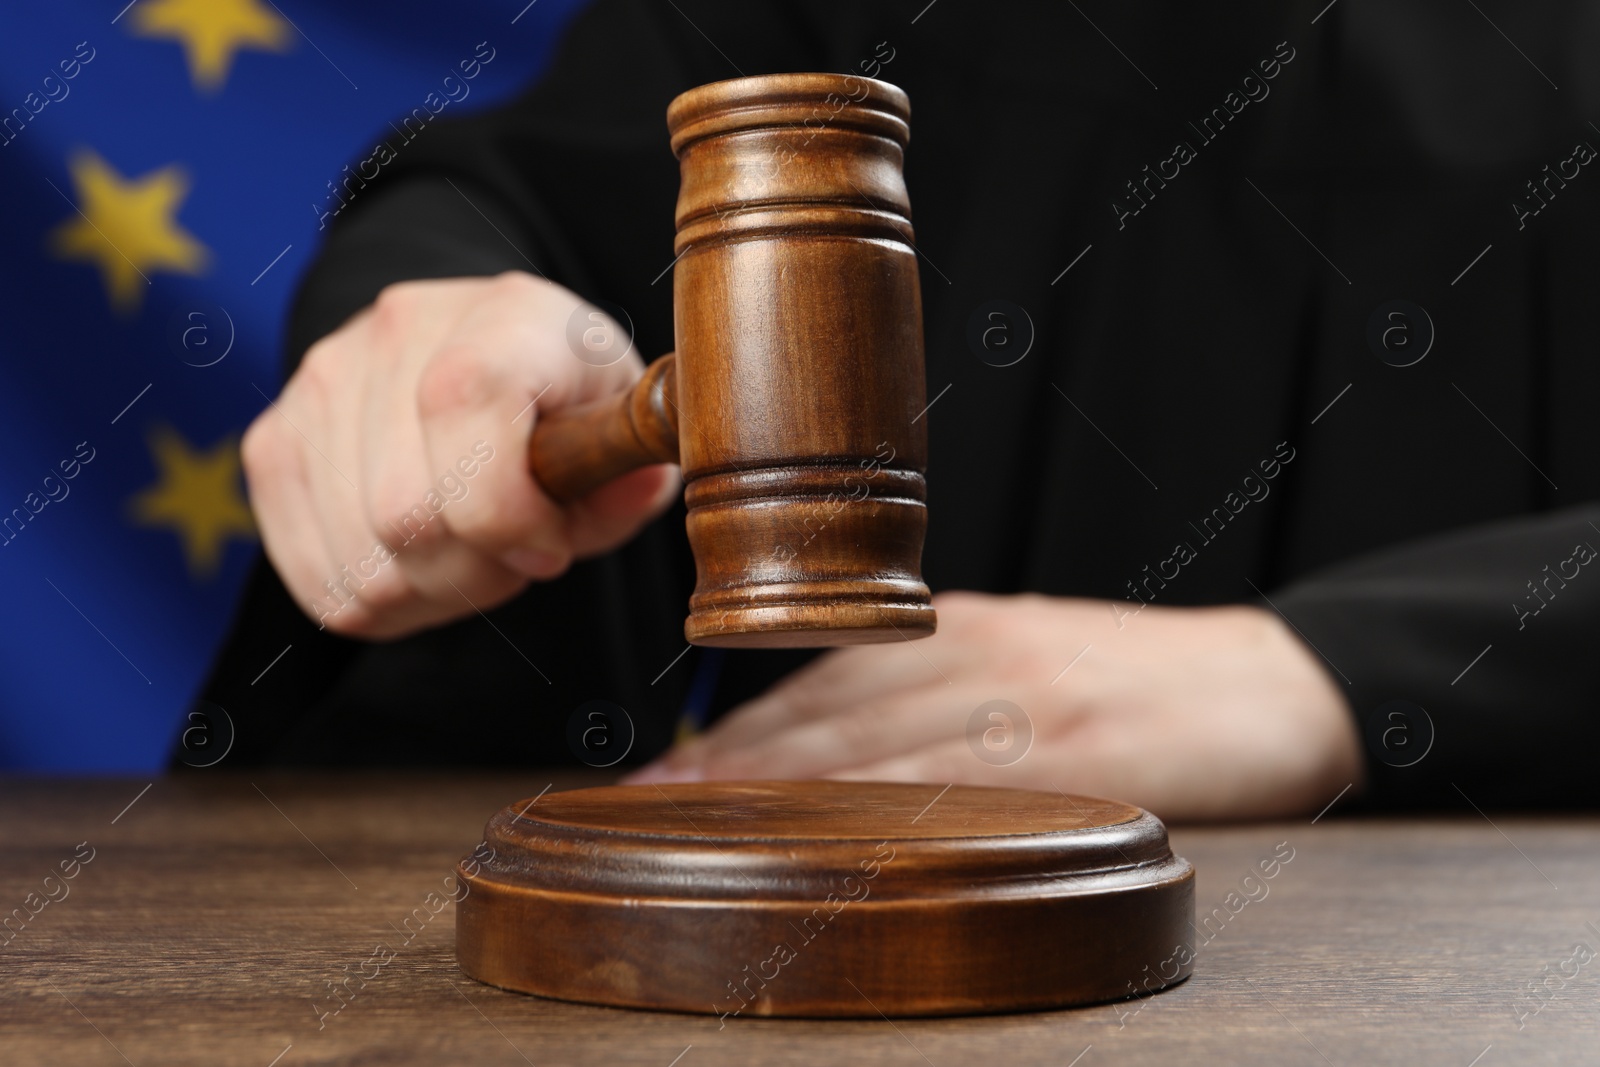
526, 354, 679, 503
524, 74, 935, 647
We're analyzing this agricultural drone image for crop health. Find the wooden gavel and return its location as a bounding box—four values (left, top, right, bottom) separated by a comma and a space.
526, 74, 936, 648
469, 95, 1197, 1013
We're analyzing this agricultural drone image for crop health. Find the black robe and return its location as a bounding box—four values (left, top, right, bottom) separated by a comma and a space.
198, 0, 1600, 810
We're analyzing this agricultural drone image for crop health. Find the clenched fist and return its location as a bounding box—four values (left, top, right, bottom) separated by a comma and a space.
241, 272, 678, 639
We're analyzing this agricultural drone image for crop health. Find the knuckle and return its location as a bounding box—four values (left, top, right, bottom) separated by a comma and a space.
295, 336, 343, 397
485, 275, 598, 363
318, 602, 377, 638
371, 478, 446, 550
445, 493, 531, 549
488, 270, 545, 301
239, 415, 279, 483
353, 569, 413, 616
311, 555, 421, 636
416, 342, 504, 421
371, 280, 424, 335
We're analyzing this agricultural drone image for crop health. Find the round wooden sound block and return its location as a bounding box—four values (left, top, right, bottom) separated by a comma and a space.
455, 781, 1194, 1017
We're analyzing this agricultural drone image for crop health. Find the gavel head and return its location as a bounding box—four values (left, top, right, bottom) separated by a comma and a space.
666, 74, 935, 648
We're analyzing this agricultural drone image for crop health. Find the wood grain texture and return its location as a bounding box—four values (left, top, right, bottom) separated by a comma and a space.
528, 353, 679, 503
669, 75, 934, 648
521, 73, 936, 649
455, 781, 1194, 1016
3, 773, 1598, 1066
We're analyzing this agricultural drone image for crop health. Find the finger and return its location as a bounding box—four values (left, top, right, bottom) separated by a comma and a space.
625, 650, 933, 781
689, 641, 959, 758
825, 736, 1034, 788
348, 304, 438, 623
691, 684, 1014, 781
417, 275, 641, 577
288, 340, 423, 635
323, 298, 527, 632
240, 411, 348, 630
564, 463, 681, 560
383, 537, 529, 634
417, 338, 571, 576
365, 348, 530, 627
293, 331, 390, 617
829, 727, 1208, 823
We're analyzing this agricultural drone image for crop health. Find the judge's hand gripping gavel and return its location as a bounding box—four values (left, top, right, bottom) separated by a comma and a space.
244, 76, 936, 648
241, 271, 684, 639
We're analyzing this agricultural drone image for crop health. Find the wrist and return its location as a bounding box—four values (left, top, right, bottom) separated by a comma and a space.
1250, 604, 1368, 807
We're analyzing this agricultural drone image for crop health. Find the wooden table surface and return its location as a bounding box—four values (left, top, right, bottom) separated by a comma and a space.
3, 772, 1596, 1066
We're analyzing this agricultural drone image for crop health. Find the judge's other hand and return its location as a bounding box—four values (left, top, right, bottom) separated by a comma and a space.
623, 592, 1365, 823
241, 272, 677, 639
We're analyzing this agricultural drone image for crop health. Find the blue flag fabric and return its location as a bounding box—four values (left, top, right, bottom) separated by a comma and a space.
0, 0, 588, 770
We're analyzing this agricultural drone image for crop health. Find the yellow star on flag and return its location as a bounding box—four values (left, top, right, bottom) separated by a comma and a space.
130, 426, 256, 579
129, 0, 292, 92
49, 150, 209, 314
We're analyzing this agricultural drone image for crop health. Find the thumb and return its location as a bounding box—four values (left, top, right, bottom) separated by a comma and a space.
564, 463, 681, 559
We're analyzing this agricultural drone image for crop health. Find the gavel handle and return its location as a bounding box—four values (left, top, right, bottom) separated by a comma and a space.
527, 353, 681, 503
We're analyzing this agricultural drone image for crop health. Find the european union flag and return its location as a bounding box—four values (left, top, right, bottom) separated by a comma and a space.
0, 0, 588, 770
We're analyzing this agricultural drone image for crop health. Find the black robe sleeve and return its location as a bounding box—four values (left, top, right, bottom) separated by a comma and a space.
1273, 504, 1600, 810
